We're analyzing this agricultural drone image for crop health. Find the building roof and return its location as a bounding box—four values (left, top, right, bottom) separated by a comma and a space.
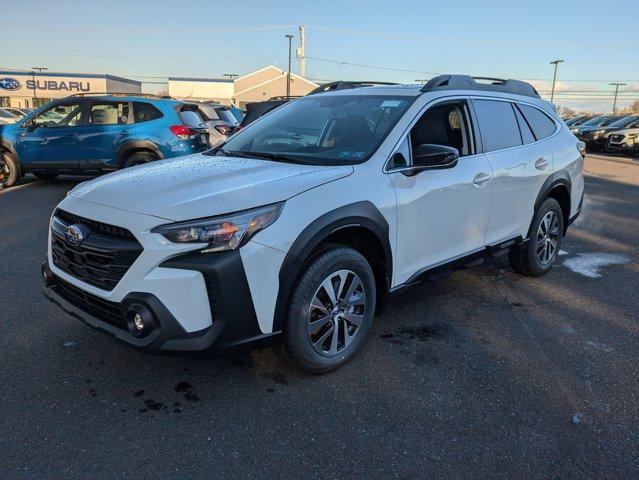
0, 70, 141, 86
169, 77, 233, 83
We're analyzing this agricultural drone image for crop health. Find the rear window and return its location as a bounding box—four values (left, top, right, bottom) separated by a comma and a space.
133, 102, 163, 123
518, 104, 556, 140
513, 105, 535, 144
219, 109, 238, 124
474, 99, 522, 152
179, 109, 205, 127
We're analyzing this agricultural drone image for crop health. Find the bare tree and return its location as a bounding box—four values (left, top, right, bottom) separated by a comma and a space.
633, 100, 639, 114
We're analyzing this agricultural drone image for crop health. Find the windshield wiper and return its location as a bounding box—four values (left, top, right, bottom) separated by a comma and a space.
229, 150, 310, 165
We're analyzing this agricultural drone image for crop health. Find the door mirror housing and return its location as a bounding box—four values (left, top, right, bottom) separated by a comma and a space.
405, 144, 459, 175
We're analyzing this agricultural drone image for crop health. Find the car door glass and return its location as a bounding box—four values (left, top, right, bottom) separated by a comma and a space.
518, 104, 556, 140
409, 100, 473, 161
88, 102, 130, 125
473, 99, 523, 151
33, 103, 83, 128
133, 102, 163, 123
513, 104, 535, 144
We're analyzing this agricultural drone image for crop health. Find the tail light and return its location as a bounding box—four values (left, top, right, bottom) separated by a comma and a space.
214, 125, 233, 136
169, 125, 197, 139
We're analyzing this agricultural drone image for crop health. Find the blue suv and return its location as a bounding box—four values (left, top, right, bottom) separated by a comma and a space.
0, 94, 210, 188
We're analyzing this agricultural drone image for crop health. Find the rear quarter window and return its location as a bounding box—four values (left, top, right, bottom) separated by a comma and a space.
133, 102, 163, 123
518, 104, 556, 140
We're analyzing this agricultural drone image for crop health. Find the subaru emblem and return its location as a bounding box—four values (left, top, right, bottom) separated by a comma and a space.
0, 77, 21, 91
64, 224, 89, 246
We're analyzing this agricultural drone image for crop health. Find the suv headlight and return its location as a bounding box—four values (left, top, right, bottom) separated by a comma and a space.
152, 203, 283, 253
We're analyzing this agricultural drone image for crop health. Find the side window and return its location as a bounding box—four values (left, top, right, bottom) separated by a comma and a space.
518, 104, 556, 140
132, 102, 163, 123
513, 104, 535, 144
88, 102, 129, 125
409, 100, 473, 161
473, 99, 522, 152
33, 103, 83, 128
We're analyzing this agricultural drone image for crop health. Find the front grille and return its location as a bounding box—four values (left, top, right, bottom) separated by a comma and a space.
52, 276, 128, 330
51, 210, 143, 291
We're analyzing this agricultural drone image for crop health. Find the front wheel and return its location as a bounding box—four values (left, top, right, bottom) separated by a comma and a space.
509, 197, 564, 276
0, 152, 20, 189
284, 246, 376, 373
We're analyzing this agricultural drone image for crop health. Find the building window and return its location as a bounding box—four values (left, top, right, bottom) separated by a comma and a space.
33, 98, 52, 108
0, 97, 9, 107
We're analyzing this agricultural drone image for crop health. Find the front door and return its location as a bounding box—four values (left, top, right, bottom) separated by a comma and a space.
389, 99, 494, 285
16, 101, 85, 168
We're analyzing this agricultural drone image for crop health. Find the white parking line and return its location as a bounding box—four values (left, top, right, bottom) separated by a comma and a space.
0, 180, 42, 195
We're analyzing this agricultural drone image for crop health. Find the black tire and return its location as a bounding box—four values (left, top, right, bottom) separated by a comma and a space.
509, 197, 564, 277
0, 152, 20, 189
284, 246, 376, 374
33, 172, 59, 182
122, 151, 157, 169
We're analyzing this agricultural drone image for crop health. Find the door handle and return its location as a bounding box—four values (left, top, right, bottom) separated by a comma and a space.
535, 158, 549, 170
473, 172, 492, 186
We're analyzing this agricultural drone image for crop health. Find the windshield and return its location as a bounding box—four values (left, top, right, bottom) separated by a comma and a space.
608, 115, 638, 128
580, 115, 612, 127
222, 95, 414, 165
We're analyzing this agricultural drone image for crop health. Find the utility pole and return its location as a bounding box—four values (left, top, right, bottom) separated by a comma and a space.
609, 82, 627, 114
297, 25, 306, 78
223, 73, 239, 81
31, 66, 48, 103
549, 59, 564, 103
285, 34, 294, 97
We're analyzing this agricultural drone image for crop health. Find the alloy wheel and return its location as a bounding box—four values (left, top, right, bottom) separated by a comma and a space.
307, 269, 366, 356
535, 211, 560, 265
0, 159, 9, 187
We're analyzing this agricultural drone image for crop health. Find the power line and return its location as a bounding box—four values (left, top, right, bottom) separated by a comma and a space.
0, 23, 296, 33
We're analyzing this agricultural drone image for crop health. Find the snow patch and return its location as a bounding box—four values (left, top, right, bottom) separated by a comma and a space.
563, 252, 629, 278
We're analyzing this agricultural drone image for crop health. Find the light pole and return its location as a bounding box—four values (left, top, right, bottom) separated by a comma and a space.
609, 82, 627, 114
285, 34, 294, 97
31, 66, 48, 105
549, 59, 564, 103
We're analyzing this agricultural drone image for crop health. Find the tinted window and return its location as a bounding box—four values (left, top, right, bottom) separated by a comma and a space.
474, 100, 522, 152
608, 115, 639, 128
133, 102, 162, 123
513, 105, 535, 144
33, 102, 83, 127
89, 102, 129, 125
518, 104, 556, 140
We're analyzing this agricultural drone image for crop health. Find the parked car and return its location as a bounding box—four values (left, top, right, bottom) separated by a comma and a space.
42, 75, 584, 373
238, 97, 297, 130
568, 115, 598, 127
2, 107, 28, 119
607, 121, 639, 155
195, 102, 242, 147
0, 108, 19, 124
572, 115, 632, 151
0, 94, 209, 188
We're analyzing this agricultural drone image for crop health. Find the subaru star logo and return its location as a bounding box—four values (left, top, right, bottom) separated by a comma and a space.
64, 224, 89, 247
0, 77, 21, 91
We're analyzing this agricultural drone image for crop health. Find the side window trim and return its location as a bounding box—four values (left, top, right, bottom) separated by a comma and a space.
384, 95, 479, 173
86, 100, 133, 127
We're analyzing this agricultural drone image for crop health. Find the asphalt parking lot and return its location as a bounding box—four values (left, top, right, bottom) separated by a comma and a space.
1, 154, 638, 479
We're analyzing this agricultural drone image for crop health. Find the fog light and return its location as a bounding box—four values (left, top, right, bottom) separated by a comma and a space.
133, 313, 144, 332
126, 305, 155, 338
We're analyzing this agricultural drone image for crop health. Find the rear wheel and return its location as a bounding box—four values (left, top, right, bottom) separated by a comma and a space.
509, 197, 564, 276
284, 246, 376, 374
33, 172, 59, 182
0, 152, 19, 189
122, 151, 157, 169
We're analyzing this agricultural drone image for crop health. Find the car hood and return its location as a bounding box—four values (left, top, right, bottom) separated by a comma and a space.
612, 127, 639, 135
68, 154, 353, 221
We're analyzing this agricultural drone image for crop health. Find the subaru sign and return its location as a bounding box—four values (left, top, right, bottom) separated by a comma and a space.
0, 77, 21, 91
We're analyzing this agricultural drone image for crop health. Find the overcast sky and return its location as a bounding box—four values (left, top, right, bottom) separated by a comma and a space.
2, 0, 638, 112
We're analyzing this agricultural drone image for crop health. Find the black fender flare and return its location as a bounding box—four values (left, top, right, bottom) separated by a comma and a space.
532, 170, 572, 235
116, 140, 163, 166
272, 201, 392, 332
0, 138, 22, 175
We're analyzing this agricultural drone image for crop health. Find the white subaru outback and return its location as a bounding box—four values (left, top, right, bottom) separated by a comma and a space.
43, 75, 585, 373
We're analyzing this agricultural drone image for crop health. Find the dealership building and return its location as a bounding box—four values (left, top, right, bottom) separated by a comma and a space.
168, 66, 318, 107
0, 70, 141, 109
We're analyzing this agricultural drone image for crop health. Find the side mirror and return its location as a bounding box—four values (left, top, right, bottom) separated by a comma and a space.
407, 144, 459, 175
23, 119, 37, 132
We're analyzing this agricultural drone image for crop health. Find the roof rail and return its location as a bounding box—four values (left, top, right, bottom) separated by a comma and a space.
66, 92, 172, 99
420, 75, 540, 98
308, 81, 401, 95
268, 95, 303, 101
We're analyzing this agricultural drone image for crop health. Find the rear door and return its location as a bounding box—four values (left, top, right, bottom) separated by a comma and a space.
473, 98, 555, 244
77, 100, 132, 168
16, 101, 85, 168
